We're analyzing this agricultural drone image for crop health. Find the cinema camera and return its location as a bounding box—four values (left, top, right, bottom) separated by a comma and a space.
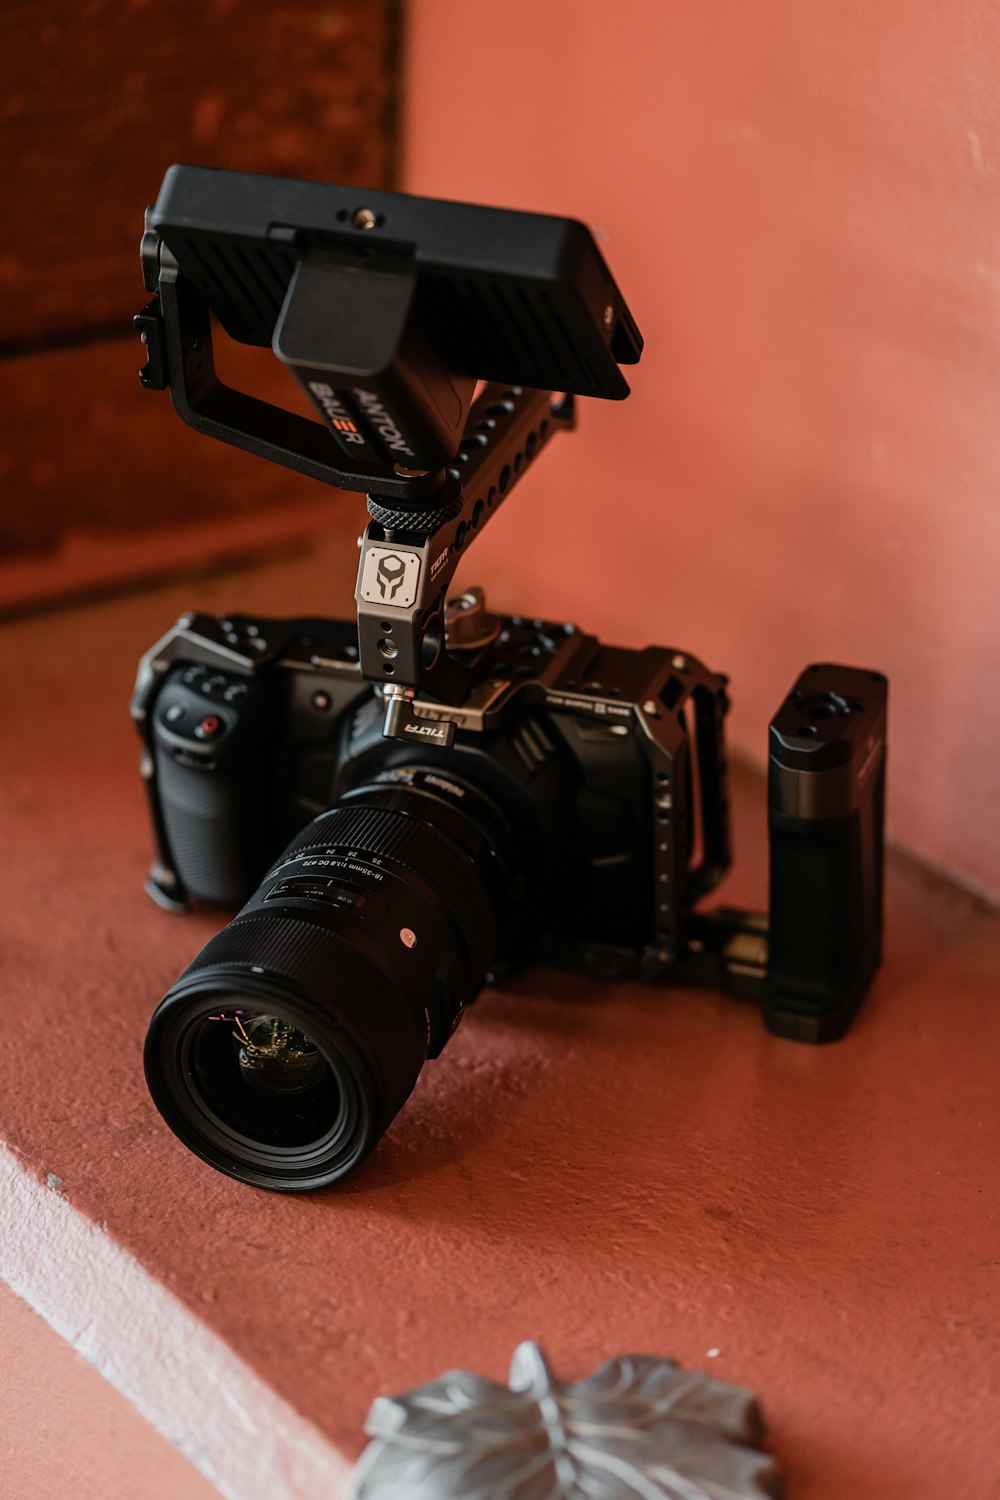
132, 166, 887, 1190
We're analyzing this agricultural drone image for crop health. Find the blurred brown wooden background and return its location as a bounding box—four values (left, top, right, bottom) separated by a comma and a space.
0, 0, 402, 611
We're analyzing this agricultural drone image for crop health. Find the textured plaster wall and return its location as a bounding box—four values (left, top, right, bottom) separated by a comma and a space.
405, 0, 1000, 900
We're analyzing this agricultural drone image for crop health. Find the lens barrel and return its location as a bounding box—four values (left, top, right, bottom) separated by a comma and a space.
144, 768, 513, 1190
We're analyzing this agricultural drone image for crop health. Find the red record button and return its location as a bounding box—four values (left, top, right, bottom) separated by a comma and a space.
194, 713, 224, 740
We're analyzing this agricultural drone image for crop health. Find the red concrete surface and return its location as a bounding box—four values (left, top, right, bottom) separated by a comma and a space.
1, 526, 998, 1498
0, 1279, 222, 1500
405, 0, 1000, 902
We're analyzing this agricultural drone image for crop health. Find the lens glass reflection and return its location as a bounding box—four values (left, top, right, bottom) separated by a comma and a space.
234, 1013, 326, 1096
190, 1007, 341, 1147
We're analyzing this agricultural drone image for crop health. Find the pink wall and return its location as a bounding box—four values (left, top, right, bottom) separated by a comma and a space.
405, 0, 1000, 900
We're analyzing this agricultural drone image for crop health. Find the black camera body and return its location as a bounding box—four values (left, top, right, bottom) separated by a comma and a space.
134, 601, 886, 1044
133, 166, 888, 1191
136, 606, 735, 982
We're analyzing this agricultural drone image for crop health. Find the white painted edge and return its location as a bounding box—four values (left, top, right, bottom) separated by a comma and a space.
0, 1144, 354, 1500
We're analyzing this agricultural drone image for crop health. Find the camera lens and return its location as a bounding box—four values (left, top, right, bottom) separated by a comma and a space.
144, 767, 516, 1190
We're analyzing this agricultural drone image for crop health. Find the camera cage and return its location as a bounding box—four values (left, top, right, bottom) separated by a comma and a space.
134, 166, 887, 1046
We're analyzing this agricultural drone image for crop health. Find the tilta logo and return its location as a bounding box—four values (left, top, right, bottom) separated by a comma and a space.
353, 389, 415, 457
405, 723, 447, 739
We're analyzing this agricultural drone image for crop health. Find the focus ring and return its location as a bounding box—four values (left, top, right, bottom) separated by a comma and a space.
270, 805, 495, 958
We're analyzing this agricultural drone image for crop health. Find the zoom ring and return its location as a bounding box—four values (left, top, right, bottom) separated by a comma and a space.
270, 804, 495, 954
184, 914, 392, 1000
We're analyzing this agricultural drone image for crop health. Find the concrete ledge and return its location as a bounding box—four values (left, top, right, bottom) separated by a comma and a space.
0, 1148, 348, 1500
0, 1276, 222, 1500
2, 526, 999, 1500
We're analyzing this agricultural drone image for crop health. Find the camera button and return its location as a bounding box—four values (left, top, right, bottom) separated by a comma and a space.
194, 714, 224, 740
163, 702, 186, 725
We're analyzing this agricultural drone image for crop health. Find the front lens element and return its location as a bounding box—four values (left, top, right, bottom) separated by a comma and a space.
190, 1006, 339, 1148
147, 964, 380, 1190
232, 1012, 325, 1097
